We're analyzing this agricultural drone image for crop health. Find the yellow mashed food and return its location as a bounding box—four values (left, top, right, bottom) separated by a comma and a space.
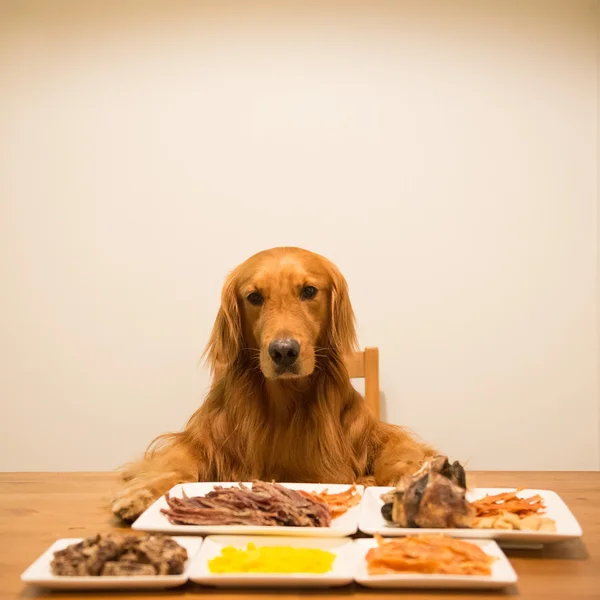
208, 543, 336, 574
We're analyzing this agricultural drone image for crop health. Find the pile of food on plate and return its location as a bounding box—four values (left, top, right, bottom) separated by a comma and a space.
51, 533, 187, 577
161, 480, 360, 527
208, 543, 336, 574
472, 491, 556, 531
380, 455, 474, 528
365, 534, 494, 576
380, 455, 556, 532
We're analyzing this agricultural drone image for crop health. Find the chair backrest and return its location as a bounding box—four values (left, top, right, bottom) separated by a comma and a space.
345, 347, 380, 419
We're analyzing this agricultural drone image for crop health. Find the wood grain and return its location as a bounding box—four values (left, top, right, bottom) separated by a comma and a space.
346, 348, 380, 418
1, 471, 598, 599
362, 347, 380, 419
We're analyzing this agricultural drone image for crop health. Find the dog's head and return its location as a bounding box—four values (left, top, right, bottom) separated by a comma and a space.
205, 247, 358, 380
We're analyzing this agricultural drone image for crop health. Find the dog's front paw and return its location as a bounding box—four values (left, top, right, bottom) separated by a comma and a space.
112, 486, 157, 523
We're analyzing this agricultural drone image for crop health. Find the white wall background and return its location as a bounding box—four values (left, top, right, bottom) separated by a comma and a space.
1, 1, 598, 471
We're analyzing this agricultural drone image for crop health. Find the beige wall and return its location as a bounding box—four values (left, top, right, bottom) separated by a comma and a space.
1, 1, 598, 471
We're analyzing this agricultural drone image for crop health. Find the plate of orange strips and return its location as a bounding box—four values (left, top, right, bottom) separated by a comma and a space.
359, 487, 582, 543
354, 535, 517, 589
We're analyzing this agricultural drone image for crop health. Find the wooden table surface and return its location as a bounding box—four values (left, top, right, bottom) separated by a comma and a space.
0, 471, 598, 600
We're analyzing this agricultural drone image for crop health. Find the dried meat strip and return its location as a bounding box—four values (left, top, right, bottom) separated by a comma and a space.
160, 481, 332, 527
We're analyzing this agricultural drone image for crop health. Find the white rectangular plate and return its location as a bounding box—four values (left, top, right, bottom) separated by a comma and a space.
20, 536, 202, 590
189, 535, 355, 587
359, 487, 582, 543
133, 482, 363, 537
354, 538, 517, 589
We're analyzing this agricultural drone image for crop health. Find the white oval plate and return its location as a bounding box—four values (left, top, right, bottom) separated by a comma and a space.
359, 487, 582, 543
132, 482, 363, 537
20, 536, 202, 590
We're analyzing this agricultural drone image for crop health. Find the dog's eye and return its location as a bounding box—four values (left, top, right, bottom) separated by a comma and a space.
247, 291, 264, 306
300, 285, 318, 300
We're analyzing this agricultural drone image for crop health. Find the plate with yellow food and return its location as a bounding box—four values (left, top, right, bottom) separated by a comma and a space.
354, 535, 517, 589
358, 455, 582, 543
188, 535, 355, 587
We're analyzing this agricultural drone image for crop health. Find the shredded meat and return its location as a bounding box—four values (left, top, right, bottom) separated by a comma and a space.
471, 491, 546, 518
471, 490, 556, 531
160, 481, 332, 527
298, 484, 360, 518
366, 534, 494, 576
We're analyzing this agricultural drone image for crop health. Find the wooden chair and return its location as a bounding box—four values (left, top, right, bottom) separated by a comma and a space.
345, 347, 380, 419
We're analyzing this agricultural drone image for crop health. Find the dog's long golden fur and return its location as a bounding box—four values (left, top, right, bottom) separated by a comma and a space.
112, 247, 433, 521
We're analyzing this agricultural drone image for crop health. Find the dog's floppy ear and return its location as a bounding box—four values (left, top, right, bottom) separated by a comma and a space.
204, 271, 242, 374
327, 262, 358, 357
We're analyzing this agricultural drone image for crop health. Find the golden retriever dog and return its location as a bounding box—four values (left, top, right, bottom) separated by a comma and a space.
112, 247, 434, 521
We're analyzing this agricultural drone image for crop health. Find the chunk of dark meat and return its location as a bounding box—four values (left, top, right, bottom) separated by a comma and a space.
413, 473, 474, 528
431, 455, 468, 489
134, 535, 188, 575
381, 502, 393, 522
381, 455, 473, 529
51, 534, 122, 576
51, 533, 188, 577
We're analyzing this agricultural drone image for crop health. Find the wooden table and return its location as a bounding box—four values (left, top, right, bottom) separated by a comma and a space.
1, 472, 598, 599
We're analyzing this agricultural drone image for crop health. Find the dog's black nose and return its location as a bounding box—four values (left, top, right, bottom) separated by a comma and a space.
268, 339, 300, 368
